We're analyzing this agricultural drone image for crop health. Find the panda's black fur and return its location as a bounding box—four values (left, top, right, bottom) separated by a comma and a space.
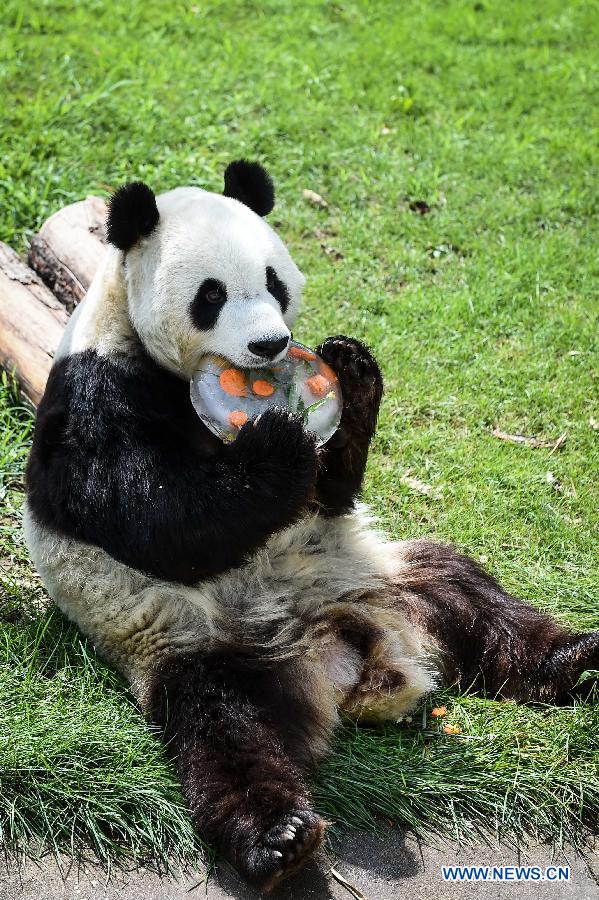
105, 181, 160, 251
24, 162, 598, 892
223, 158, 275, 216
27, 349, 319, 584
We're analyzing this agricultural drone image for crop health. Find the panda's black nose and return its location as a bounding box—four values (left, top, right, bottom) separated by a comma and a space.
247, 336, 289, 359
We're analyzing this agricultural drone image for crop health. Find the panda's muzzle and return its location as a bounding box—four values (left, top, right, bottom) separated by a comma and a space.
247, 336, 289, 360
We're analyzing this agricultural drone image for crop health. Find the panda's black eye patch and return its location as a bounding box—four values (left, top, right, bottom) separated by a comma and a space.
189, 278, 228, 331
266, 266, 290, 313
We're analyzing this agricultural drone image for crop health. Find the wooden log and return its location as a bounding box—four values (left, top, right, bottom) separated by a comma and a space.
0, 242, 69, 405
1, 196, 108, 405
27, 195, 107, 311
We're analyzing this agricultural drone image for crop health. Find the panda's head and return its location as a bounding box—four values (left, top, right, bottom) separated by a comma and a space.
105, 161, 304, 376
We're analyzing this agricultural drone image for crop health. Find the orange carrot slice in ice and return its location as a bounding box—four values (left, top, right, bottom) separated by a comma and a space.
252, 379, 275, 397
229, 410, 249, 428
318, 360, 338, 383
288, 346, 316, 361
305, 374, 329, 397
219, 368, 247, 397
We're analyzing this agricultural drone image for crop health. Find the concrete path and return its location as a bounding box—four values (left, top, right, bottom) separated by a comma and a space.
1, 832, 597, 900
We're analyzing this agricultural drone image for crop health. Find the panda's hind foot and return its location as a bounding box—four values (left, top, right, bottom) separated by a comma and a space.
244, 808, 326, 893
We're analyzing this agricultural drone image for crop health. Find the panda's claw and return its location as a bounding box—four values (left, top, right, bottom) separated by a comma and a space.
242, 809, 326, 892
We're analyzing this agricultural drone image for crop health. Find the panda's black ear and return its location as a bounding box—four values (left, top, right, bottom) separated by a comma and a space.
223, 160, 275, 216
106, 182, 160, 251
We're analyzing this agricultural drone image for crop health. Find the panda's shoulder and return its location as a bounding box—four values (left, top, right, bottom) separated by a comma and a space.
36, 348, 193, 446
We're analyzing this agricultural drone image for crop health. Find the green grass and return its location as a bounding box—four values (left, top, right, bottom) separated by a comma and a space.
1, 0, 598, 870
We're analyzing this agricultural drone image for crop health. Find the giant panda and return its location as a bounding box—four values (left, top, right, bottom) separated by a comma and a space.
24, 160, 598, 892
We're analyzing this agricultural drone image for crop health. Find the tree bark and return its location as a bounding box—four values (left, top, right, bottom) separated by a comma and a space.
0, 243, 69, 405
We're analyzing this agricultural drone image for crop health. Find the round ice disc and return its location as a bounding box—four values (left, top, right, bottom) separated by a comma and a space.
190, 341, 342, 447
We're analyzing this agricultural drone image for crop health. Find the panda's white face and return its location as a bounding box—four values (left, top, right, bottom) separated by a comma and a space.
124, 187, 305, 377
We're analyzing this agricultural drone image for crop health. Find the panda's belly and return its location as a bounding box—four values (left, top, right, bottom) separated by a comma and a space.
23, 502, 395, 682
201, 507, 396, 648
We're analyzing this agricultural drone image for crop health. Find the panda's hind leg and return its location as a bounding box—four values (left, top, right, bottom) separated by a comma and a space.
389, 540, 599, 704
145, 650, 332, 893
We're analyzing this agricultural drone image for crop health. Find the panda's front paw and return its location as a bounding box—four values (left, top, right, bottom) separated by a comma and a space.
317, 335, 383, 435
249, 406, 317, 468
231, 407, 318, 506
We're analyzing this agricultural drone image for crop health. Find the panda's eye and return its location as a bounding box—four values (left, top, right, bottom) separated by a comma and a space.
200, 279, 227, 305
190, 278, 228, 330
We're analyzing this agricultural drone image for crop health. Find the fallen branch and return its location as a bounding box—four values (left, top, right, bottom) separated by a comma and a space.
548, 432, 568, 456
492, 428, 567, 452
399, 471, 441, 499
302, 187, 329, 208
329, 866, 369, 899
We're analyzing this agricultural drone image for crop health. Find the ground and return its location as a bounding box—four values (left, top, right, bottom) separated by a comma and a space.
2, 834, 598, 899
0, 0, 598, 877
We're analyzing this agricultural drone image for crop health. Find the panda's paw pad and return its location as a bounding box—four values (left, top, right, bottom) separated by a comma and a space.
318, 335, 382, 392
317, 336, 382, 411
248, 809, 325, 891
